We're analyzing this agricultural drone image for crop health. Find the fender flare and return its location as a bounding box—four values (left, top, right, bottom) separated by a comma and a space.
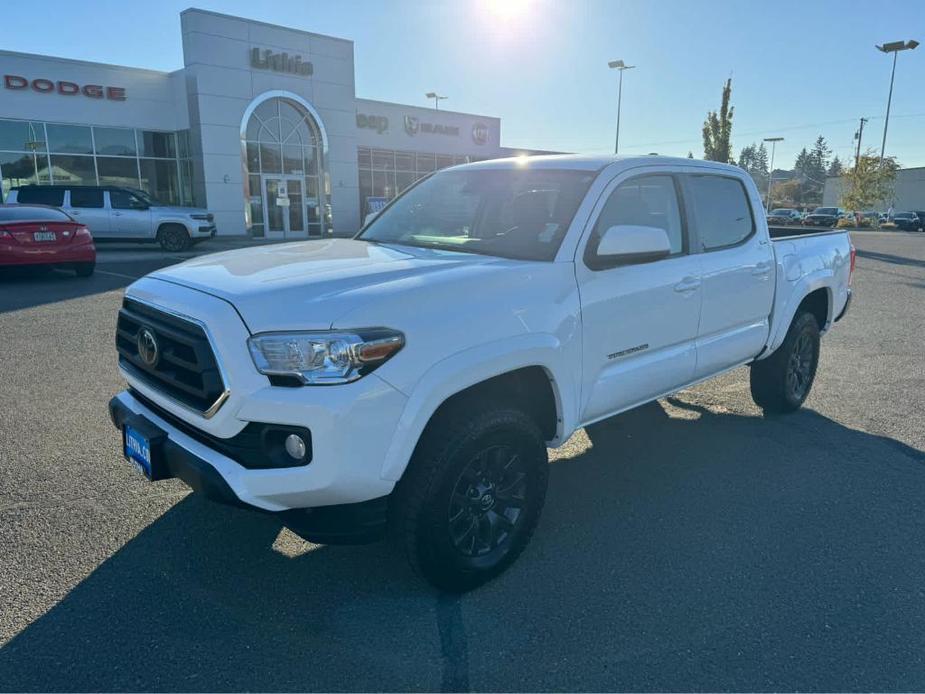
378, 333, 576, 482
155, 218, 194, 235
762, 270, 834, 358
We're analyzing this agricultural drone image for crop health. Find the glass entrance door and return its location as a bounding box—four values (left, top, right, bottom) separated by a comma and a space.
262, 175, 307, 239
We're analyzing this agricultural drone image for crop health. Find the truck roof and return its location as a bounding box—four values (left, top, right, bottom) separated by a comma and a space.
459, 154, 743, 174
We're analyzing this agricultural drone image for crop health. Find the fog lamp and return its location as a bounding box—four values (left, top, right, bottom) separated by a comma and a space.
285, 434, 307, 460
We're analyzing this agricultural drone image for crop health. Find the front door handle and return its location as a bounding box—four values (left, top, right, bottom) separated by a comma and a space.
112, 212, 122, 216
752, 261, 772, 276
674, 277, 701, 293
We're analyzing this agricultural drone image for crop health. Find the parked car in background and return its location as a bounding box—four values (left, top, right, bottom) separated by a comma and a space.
6, 185, 216, 251
892, 212, 924, 232
767, 208, 802, 225
108, 155, 854, 590
802, 207, 843, 227
0, 204, 96, 276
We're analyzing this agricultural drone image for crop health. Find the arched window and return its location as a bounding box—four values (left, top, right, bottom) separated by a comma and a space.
241, 93, 328, 238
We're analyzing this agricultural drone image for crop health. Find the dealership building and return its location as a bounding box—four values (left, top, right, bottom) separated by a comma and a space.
0, 8, 541, 238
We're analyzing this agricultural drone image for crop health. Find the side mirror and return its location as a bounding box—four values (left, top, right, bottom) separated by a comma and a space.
130, 200, 149, 210
593, 224, 672, 267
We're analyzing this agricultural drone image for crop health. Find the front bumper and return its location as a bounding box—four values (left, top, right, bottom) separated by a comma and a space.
108, 392, 391, 543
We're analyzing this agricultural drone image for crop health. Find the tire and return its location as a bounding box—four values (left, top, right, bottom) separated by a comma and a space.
750, 311, 820, 414
157, 225, 191, 252
390, 405, 549, 592
73, 262, 95, 277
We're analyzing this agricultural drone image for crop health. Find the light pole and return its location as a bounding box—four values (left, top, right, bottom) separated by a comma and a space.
608, 59, 635, 154
425, 92, 447, 110
763, 137, 784, 213
876, 39, 918, 165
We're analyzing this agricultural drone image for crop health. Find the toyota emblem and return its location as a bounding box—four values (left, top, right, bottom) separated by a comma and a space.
137, 327, 160, 368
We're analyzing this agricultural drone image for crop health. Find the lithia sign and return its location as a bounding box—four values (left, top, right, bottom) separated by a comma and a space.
250, 48, 313, 77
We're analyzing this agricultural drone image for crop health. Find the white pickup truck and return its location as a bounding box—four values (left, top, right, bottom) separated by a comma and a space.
109, 155, 854, 590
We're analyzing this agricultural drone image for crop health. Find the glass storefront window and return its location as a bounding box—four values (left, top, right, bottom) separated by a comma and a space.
47, 124, 93, 155
97, 156, 139, 188
1, 151, 37, 198
94, 127, 136, 156
139, 131, 176, 158
436, 154, 455, 170
0, 119, 46, 152
243, 96, 325, 237
140, 158, 179, 204
48, 155, 96, 185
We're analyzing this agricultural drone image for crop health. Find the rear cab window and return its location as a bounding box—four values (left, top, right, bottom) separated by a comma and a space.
683, 174, 755, 251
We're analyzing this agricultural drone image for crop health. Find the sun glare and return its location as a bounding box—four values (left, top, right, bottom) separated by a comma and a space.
484, 0, 533, 22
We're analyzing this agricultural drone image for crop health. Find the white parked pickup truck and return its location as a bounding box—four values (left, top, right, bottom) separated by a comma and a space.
109, 155, 854, 590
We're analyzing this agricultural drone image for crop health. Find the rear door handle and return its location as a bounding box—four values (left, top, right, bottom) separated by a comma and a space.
674, 277, 701, 293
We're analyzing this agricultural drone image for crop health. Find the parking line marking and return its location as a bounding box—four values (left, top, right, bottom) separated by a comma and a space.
95, 269, 142, 280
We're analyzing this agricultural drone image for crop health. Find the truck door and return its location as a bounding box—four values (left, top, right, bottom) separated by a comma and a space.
65, 188, 110, 235
108, 189, 153, 239
576, 172, 702, 423
681, 173, 775, 377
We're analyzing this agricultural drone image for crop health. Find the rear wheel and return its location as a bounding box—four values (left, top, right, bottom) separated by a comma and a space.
73, 262, 95, 277
750, 311, 820, 413
157, 224, 191, 252
391, 406, 548, 592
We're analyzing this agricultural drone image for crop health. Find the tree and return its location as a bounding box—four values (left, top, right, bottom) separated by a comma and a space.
827, 155, 843, 177
791, 138, 831, 207
738, 142, 769, 192
702, 78, 734, 163
687, 151, 694, 159
840, 149, 899, 210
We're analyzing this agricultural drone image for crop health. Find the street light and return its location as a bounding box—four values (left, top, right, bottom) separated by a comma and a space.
763, 137, 784, 213
425, 92, 447, 110
608, 59, 635, 154
876, 39, 918, 165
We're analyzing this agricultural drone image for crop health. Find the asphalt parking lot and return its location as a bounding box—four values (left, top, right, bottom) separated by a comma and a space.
1, 231, 924, 691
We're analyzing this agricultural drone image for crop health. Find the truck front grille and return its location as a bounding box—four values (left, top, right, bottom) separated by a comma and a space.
116, 298, 228, 417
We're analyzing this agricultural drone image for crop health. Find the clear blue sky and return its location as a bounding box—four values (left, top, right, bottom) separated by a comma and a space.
2, 0, 923, 168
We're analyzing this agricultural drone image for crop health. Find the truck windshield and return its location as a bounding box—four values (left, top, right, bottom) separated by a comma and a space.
357, 168, 597, 261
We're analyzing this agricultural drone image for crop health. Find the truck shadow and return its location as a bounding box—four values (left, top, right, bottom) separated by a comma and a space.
3, 399, 925, 691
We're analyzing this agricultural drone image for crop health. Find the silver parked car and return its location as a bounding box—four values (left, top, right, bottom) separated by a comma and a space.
6, 185, 216, 251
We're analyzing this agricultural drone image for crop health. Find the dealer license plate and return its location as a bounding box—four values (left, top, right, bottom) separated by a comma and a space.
124, 424, 153, 479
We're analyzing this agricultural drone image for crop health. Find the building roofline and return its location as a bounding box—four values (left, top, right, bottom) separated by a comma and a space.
354, 97, 500, 122
0, 49, 178, 76
181, 7, 353, 44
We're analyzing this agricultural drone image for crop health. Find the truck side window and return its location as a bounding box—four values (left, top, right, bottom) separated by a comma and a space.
591, 175, 685, 257
686, 175, 754, 251
16, 187, 64, 206
70, 188, 104, 208
110, 190, 142, 210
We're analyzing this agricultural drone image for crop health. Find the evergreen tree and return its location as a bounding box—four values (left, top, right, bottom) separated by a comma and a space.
702, 79, 734, 163
827, 155, 843, 177
737, 142, 769, 191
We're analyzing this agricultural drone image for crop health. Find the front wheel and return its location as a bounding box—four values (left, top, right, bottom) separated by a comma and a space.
157, 225, 191, 252
391, 406, 549, 592
750, 311, 820, 413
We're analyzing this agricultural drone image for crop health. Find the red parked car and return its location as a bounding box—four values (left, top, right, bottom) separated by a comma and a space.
0, 204, 96, 276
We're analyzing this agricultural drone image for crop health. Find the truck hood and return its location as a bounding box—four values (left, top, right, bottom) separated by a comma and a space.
148, 238, 520, 333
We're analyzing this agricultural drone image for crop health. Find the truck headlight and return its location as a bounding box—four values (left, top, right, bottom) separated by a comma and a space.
247, 329, 404, 385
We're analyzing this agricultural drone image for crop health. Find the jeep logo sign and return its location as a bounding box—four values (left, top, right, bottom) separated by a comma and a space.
356, 113, 389, 134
